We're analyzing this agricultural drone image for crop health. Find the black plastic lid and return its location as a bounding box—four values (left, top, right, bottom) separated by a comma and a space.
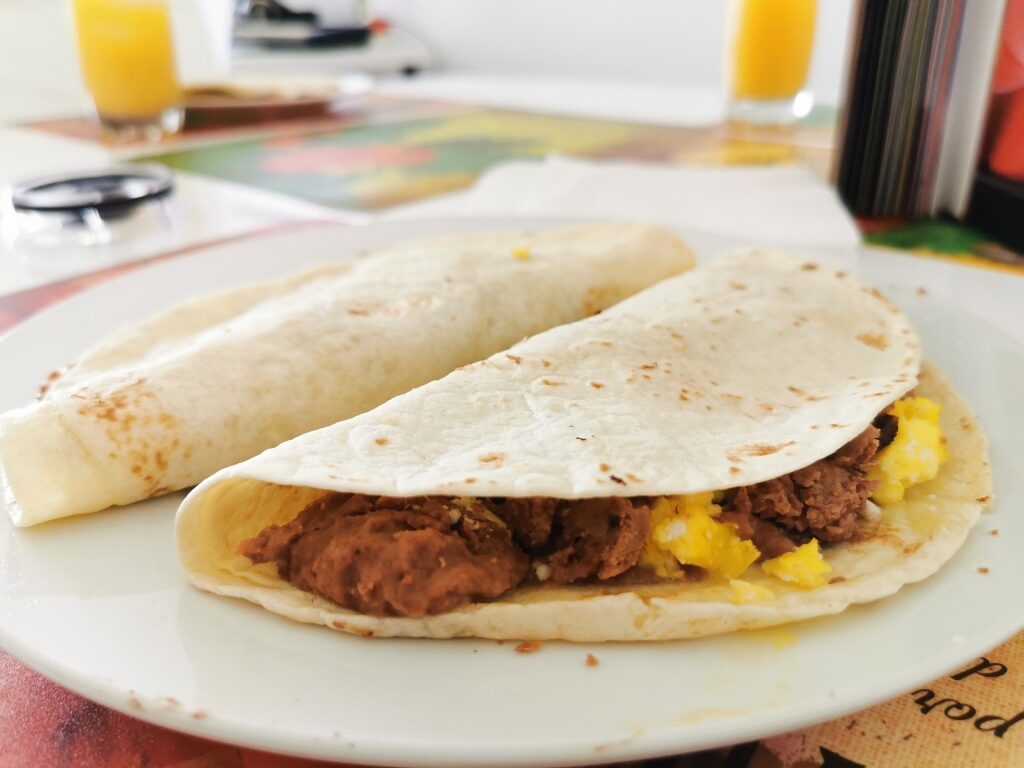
10, 165, 174, 214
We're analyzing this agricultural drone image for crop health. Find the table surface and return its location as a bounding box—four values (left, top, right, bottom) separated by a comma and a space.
2, 72, 1024, 768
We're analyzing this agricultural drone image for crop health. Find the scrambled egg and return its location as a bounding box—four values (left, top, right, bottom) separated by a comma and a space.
761, 540, 832, 588
512, 246, 531, 260
642, 493, 760, 580
868, 396, 948, 505
729, 579, 775, 604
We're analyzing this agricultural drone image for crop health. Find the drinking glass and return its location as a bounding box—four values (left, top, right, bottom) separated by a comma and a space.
724, 0, 818, 125
72, 0, 183, 141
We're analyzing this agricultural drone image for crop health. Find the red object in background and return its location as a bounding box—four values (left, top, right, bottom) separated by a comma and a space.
987, 0, 1024, 179
0, 652, 343, 768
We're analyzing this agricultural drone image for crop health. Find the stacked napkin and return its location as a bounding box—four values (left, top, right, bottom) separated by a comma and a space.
392, 156, 861, 267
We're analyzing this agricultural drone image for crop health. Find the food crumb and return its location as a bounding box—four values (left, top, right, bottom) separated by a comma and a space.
916, 286, 928, 296
990, 529, 1000, 536
978, 567, 990, 574
586, 653, 600, 667
515, 640, 542, 654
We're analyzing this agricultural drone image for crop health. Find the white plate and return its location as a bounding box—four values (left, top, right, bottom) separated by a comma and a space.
0, 218, 1021, 767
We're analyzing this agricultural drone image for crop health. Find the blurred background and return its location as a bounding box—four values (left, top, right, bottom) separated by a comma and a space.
0, 0, 854, 123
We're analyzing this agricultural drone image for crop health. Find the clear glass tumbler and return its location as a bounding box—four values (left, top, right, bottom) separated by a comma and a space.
71, 0, 184, 141
724, 0, 818, 125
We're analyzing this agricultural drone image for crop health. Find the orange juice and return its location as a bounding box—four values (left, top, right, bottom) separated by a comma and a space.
72, 0, 180, 121
727, 0, 817, 100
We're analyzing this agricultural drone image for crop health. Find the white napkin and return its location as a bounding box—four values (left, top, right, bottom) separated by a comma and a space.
402, 156, 861, 267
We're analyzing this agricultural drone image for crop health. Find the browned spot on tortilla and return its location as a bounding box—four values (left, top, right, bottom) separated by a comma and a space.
722, 393, 742, 402
828, 576, 846, 584
165, 697, 180, 708
705, 404, 714, 411
976, 495, 991, 503
806, 394, 827, 402
801, 262, 819, 271
347, 307, 370, 316
576, 436, 587, 442
710, 316, 727, 325
959, 417, 972, 431
192, 710, 208, 720
856, 332, 889, 350
679, 389, 690, 401
505, 354, 523, 364
374, 438, 390, 446
670, 331, 686, 342
868, 391, 889, 397
589, 381, 605, 389
541, 359, 552, 368
598, 340, 613, 347
729, 281, 747, 291
131, 464, 142, 476
479, 452, 504, 464
641, 374, 652, 381
990, 529, 1000, 536
626, 473, 643, 483
903, 542, 922, 556
836, 271, 848, 279
830, 423, 849, 429
146, 486, 171, 498
586, 653, 600, 667
710, 344, 719, 352
810, 425, 821, 430
128, 695, 143, 711
739, 441, 796, 457
734, 308, 744, 315
515, 640, 542, 654
640, 363, 658, 370
865, 286, 885, 299
609, 475, 626, 485
978, 567, 990, 575
600, 463, 612, 472
729, 466, 741, 474
540, 378, 564, 386
726, 453, 741, 463
154, 451, 168, 471
759, 403, 775, 413
787, 385, 806, 396
37, 369, 64, 399
464, 478, 477, 485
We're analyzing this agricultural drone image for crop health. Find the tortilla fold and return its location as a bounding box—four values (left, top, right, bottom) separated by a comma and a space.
0, 223, 693, 525
177, 251, 991, 641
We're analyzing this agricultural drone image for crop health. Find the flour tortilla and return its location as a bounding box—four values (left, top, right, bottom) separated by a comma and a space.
0, 223, 692, 526
176, 252, 992, 640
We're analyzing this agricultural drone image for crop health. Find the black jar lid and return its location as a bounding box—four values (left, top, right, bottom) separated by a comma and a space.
10, 165, 174, 215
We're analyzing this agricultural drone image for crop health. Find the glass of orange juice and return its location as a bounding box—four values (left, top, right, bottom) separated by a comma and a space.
724, 0, 817, 125
72, 0, 183, 141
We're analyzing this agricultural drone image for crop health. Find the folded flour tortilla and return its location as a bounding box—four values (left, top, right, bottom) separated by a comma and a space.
0, 223, 693, 526
177, 251, 992, 641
